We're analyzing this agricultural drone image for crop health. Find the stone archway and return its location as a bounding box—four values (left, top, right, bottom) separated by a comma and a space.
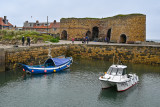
86, 31, 91, 39
61, 30, 67, 40
92, 26, 99, 41
120, 34, 127, 43
106, 28, 111, 42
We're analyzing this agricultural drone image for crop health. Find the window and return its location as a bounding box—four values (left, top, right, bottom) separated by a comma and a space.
53, 28, 57, 31
111, 68, 118, 75
44, 23, 50, 26
30, 24, 33, 27
117, 68, 123, 75
122, 68, 127, 75
107, 67, 112, 74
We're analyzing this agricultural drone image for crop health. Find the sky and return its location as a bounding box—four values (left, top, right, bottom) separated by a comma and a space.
0, 0, 160, 40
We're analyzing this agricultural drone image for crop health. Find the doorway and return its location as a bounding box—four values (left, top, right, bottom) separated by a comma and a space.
61, 30, 67, 40
86, 31, 91, 39
106, 29, 111, 42
92, 27, 99, 41
120, 34, 127, 43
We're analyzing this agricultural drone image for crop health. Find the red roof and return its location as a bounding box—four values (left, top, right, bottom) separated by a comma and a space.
0, 17, 13, 26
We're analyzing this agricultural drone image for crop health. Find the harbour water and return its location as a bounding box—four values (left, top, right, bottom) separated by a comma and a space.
0, 59, 160, 107
146, 39, 160, 43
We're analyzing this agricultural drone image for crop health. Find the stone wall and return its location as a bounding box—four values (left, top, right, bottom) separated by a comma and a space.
0, 48, 5, 72
60, 14, 146, 42
3, 44, 160, 71
4, 45, 68, 70
68, 44, 160, 65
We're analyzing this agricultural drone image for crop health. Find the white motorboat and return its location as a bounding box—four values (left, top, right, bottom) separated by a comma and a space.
99, 64, 139, 91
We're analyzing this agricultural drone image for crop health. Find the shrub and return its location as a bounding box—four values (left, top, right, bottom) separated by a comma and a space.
50, 38, 59, 43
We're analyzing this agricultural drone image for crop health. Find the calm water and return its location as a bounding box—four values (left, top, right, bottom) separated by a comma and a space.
0, 59, 160, 107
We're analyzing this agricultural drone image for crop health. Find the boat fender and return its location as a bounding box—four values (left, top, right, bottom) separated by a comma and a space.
54, 70, 56, 73
44, 70, 47, 73
32, 70, 34, 72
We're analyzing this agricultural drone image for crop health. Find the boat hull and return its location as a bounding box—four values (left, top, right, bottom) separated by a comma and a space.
116, 75, 139, 91
99, 80, 112, 89
99, 74, 139, 91
22, 57, 73, 74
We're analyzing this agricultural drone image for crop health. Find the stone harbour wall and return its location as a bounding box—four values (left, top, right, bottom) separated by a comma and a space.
0, 48, 5, 72
68, 44, 160, 65
3, 44, 160, 71
4, 45, 68, 70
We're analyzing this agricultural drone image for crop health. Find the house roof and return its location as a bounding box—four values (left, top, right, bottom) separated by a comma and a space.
52, 22, 60, 28
23, 21, 60, 29
0, 17, 13, 26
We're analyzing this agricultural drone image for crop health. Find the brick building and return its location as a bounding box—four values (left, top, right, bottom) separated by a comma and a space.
60, 14, 146, 43
0, 16, 13, 30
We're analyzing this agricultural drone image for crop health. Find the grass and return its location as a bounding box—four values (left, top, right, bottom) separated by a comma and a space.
61, 13, 145, 20
0, 30, 59, 43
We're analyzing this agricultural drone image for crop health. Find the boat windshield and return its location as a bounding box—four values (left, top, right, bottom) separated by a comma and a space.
117, 68, 123, 75
107, 67, 112, 74
107, 67, 126, 76
107, 67, 118, 75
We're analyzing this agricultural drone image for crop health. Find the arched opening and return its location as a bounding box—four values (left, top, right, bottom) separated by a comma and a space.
61, 30, 67, 40
92, 27, 99, 41
106, 29, 111, 42
86, 31, 91, 38
120, 34, 127, 43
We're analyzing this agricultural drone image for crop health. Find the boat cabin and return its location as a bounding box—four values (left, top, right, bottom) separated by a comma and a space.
44, 58, 55, 66
106, 65, 127, 76
44, 58, 70, 67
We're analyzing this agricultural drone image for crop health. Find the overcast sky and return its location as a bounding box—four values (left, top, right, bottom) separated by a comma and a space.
0, 0, 159, 40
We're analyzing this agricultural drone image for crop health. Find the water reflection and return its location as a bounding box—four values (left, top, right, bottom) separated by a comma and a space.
98, 84, 138, 100
0, 71, 24, 86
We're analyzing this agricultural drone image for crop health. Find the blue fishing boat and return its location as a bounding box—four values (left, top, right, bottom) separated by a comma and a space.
20, 56, 73, 74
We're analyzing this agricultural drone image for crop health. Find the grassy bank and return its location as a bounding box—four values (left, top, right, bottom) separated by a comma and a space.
0, 30, 59, 43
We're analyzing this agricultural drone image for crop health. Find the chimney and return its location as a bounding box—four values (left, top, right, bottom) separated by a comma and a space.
4, 16, 7, 20
3, 16, 8, 24
36, 20, 39, 23
54, 20, 56, 24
